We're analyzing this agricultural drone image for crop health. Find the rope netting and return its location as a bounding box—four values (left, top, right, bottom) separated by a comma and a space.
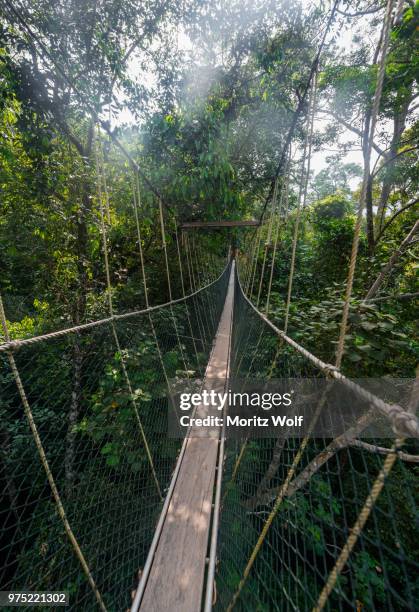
215, 270, 418, 612
0, 265, 230, 610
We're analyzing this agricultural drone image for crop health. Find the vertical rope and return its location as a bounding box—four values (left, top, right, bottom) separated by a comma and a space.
313, 440, 402, 612
335, 0, 395, 369
96, 128, 111, 223
256, 179, 279, 307
0, 296, 108, 612
132, 172, 179, 414
185, 233, 211, 340
158, 199, 173, 302
249, 226, 264, 297
242, 232, 255, 291
283, 83, 313, 335
132, 173, 150, 309
157, 200, 193, 379
283, 152, 291, 221
229, 8, 398, 605
174, 225, 201, 369
95, 129, 162, 499
265, 154, 291, 315
227, 0, 394, 596
191, 234, 217, 331
302, 71, 317, 211
244, 228, 259, 294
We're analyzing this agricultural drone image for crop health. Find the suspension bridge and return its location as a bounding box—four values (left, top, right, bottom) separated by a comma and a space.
1, 222, 418, 611
1, 0, 418, 609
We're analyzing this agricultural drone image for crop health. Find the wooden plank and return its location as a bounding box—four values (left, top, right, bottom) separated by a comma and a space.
181, 220, 259, 229
137, 263, 235, 612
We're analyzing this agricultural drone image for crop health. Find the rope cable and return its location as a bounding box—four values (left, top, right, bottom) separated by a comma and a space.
0, 294, 108, 612
131, 172, 181, 418
225, 253, 418, 609
174, 226, 201, 369
256, 179, 279, 307
265, 155, 291, 314
157, 199, 193, 377
335, 0, 395, 369
94, 127, 162, 499
283, 80, 314, 335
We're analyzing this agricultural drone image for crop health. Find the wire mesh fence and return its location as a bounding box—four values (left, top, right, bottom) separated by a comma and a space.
215, 273, 419, 611
0, 266, 230, 611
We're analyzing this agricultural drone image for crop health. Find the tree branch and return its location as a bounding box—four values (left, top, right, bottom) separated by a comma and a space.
364, 218, 419, 300
317, 109, 385, 156
258, 0, 340, 223
371, 145, 419, 178
364, 291, 419, 303
336, 7, 382, 17
246, 411, 374, 510
349, 440, 419, 462
375, 197, 419, 243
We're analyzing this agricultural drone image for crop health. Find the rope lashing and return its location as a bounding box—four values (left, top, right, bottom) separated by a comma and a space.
0, 294, 108, 612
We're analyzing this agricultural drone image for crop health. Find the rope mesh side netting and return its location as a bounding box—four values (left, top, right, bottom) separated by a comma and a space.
0, 265, 230, 611
215, 270, 418, 612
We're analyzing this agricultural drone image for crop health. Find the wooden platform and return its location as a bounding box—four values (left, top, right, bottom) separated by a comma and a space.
133, 263, 235, 612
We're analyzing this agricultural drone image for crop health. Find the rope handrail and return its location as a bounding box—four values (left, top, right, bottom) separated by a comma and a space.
0, 261, 230, 353
236, 263, 419, 438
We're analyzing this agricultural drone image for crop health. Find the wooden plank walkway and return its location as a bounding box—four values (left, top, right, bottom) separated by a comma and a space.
134, 262, 235, 612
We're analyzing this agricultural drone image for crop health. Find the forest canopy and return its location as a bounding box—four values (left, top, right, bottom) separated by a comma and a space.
0, 1, 417, 341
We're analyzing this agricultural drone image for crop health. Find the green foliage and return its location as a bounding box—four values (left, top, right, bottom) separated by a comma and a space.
311, 192, 354, 223
0, 0, 418, 609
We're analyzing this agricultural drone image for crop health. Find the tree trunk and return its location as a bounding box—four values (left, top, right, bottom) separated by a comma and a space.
366, 173, 375, 254
362, 110, 375, 253
375, 94, 412, 239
